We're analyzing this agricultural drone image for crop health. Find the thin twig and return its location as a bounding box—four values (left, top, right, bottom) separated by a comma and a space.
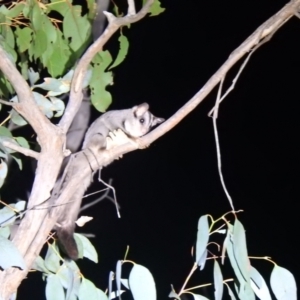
127, 0, 136, 15
212, 77, 235, 211
0, 99, 15, 106
208, 21, 286, 116
143, 0, 298, 147
2, 141, 40, 159
80, 178, 117, 211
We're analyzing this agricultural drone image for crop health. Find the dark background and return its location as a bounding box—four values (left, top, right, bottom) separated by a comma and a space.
13, 0, 300, 298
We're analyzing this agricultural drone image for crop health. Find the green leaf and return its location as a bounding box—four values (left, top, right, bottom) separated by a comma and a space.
90, 51, 113, 112
15, 137, 30, 149
42, 14, 57, 44
0, 6, 10, 17
33, 29, 48, 60
28, 68, 40, 86
168, 290, 180, 300
129, 264, 156, 300
86, 0, 97, 20
225, 284, 236, 300
78, 278, 99, 300
5, 2, 25, 18
22, 2, 31, 18
225, 223, 254, 300
74, 233, 98, 263
1, 24, 15, 48
33, 77, 70, 96
10, 154, 23, 170
120, 278, 129, 289
73, 233, 84, 259
0, 75, 14, 98
0, 136, 19, 153
270, 265, 297, 300
233, 219, 250, 283
195, 215, 209, 265
197, 249, 207, 270
57, 262, 81, 298
0, 235, 26, 270
0, 204, 16, 226
33, 91, 56, 118
192, 295, 210, 300
41, 42, 55, 67
225, 224, 245, 285
109, 34, 129, 70
63, 6, 91, 53
82, 69, 92, 88
46, 274, 65, 300
213, 260, 223, 300
0, 35, 17, 63
32, 256, 50, 273
0, 126, 13, 138
0, 160, 8, 188
10, 109, 28, 126
96, 289, 109, 300
49, 97, 65, 117
142, 0, 165, 17
49, 0, 71, 17
19, 53, 29, 80
0, 226, 10, 238
47, 29, 72, 77
30, 3, 44, 31
14, 201, 26, 212
116, 260, 122, 298
45, 243, 61, 273
238, 282, 255, 300
250, 266, 271, 300
15, 27, 33, 53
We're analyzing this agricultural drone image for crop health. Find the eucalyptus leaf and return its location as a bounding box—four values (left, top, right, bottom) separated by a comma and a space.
47, 29, 72, 77
250, 266, 271, 300
90, 51, 113, 112
129, 264, 156, 300
49, 97, 65, 117
195, 215, 209, 265
15, 27, 33, 53
15, 137, 30, 149
74, 233, 98, 263
213, 260, 223, 300
46, 274, 65, 300
0, 235, 26, 270
10, 109, 27, 126
0, 226, 10, 238
45, 243, 61, 273
78, 278, 99, 300
270, 265, 297, 300
63, 6, 91, 53
32, 256, 50, 273
0, 159, 7, 188
109, 34, 129, 70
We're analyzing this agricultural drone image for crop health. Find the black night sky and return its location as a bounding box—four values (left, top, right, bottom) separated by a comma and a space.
13, 0, 300, 299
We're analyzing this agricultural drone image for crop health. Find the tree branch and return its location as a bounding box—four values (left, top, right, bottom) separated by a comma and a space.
142, 0, 299, 146
0, 48, 57, 144
2, 141, 40, 160
0, 1, 156, 299
59, 0, 155, 133
0, 0, 299, 299
0, 99, 15, 106
52, 0, 300, 229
